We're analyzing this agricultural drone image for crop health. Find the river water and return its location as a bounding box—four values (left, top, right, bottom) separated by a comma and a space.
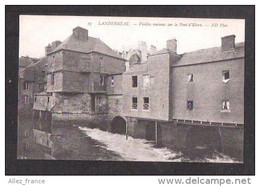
18, 118, 241, 163
78, 126, 240, 163
50, 125, 240, 163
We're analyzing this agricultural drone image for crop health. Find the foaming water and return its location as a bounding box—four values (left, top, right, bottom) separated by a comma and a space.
79, 126, 241, 163
79, 126, 181, 161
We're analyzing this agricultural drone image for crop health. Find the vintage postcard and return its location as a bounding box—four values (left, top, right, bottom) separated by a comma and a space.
17, 15, 245, 163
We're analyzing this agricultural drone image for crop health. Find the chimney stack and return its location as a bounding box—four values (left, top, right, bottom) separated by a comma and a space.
73, 26, 88, 41
45, 44, 52, 55
221, 35, 236, 51
150, 45, 157, 55
167, 39, 177, 54
51, 40, 61, 50
138, 41, 148, 62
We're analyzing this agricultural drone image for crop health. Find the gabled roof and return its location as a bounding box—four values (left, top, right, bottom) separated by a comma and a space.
19, 57, 34, 68
26, 57, 48, 70
172, 42, 244, 67
49, 34, 124, 60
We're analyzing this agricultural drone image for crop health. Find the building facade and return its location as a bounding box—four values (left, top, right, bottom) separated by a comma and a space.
33, 26, 126, 131
120, 41, 158, 70
30, 28, 244, 159
18, 56, 39, 114
122, 36, 244, 159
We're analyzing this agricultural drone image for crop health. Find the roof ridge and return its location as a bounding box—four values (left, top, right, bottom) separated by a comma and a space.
49, 34, 123, 59
180, 42, 245, 55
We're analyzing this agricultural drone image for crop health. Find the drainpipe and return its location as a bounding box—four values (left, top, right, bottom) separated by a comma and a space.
155, 121, 158, 145
125, 124, 128, 140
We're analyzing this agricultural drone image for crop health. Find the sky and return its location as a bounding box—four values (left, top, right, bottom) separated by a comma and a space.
19, 15, 245, 58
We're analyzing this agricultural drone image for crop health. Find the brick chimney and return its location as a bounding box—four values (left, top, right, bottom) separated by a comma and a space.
221, 35, 236, 51
167, 39, 177, 54
73, 26, 88, 41
45, 44, 52, 55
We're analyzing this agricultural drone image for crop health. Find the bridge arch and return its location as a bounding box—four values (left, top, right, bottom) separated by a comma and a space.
186, 126, 222, 152
111, 116, 126, 135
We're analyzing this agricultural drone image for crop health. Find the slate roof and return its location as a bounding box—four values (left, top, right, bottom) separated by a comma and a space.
19, 57, 34, 68
149, 48, 172, 56
124, 61, 150, 74
49, 34, 124, 60
172, 42, 244, 67
26, 57, 48, 70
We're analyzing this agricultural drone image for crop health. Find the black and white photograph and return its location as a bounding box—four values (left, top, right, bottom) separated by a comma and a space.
5, 5, 255, 176
18, 15, 245, 162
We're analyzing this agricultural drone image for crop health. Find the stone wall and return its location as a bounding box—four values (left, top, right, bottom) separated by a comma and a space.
108, 95, 123, 114
171, 58, 244, 124
122, 52, 171, 121
106, 74, 123, 95
92, 53, 126, 74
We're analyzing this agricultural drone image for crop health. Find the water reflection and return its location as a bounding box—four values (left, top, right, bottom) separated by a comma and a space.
18, 113, 241, 163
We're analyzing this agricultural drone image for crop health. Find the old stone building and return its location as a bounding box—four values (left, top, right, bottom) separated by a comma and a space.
122, 35, 244, 159
120, 41, 157, 70
30, 28, 244, 159
18, 56, 39, 114
21, 58, 48, 112
33, 26, 126, 131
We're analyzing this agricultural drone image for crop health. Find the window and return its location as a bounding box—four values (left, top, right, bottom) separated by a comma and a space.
51, 55, 55, 66
143, 75, 150, 88
34, 96, 37, 102
132, 97, 138, 109
39, 83, 43, 90
143, 97, 149, 110
24, 82, 29, 90
97, 97, 102, 106
187, 74, 193, 82
51, 74, 55, 85
111, 76, 114, 87
222, 70, 230, 83
39, 98, 43, 104
24, 143, 30, 151
100, 75, 105, 85
24, 95, 29, 104
41, 70, 45, 77
132, 76, 138, 87
222, 101, 230, 110
150, 76, 155, 86
47, 97, 50, 103
187, 101, 193, 110
24, 130, 29, 137
64, 99, 68, 106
